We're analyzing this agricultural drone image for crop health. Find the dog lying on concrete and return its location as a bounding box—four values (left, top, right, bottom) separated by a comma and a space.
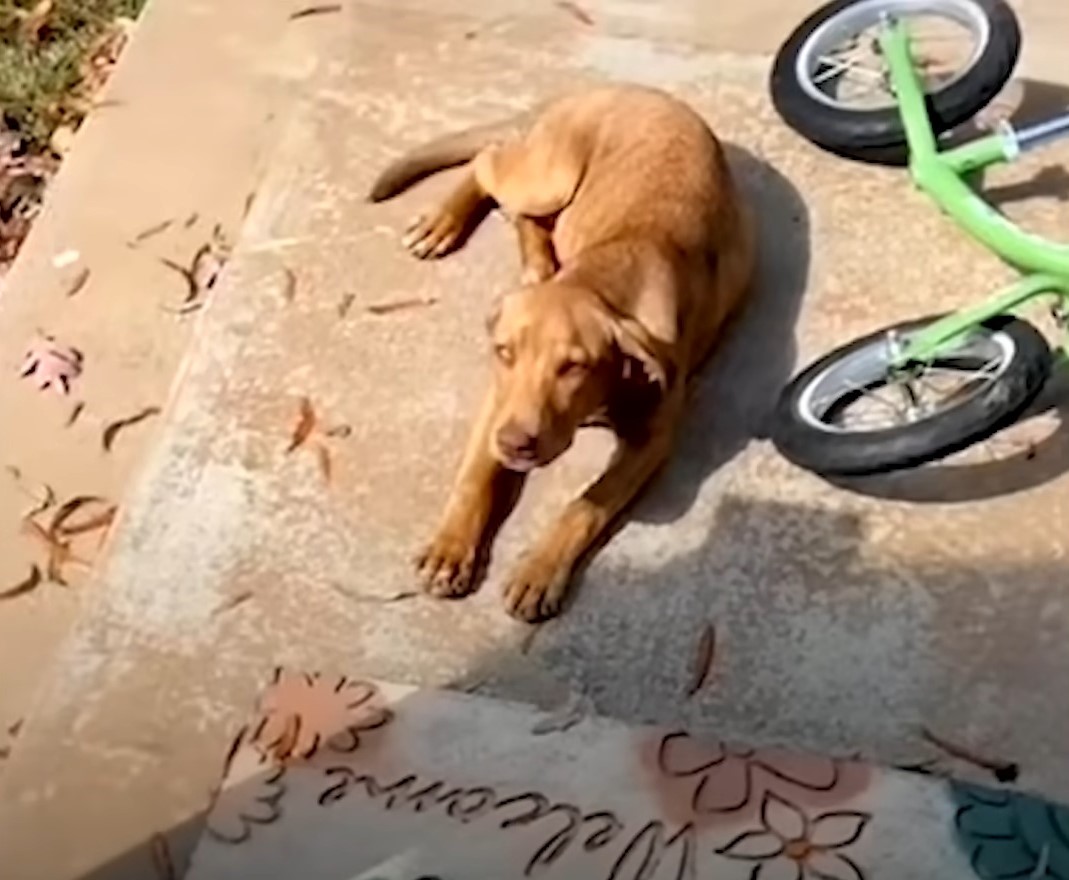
370, 84, 754, 622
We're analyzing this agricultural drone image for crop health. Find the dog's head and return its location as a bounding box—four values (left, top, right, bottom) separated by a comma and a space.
485, 280, 670, 472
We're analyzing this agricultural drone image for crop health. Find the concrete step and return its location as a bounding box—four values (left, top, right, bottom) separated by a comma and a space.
4, 0, 1069, 877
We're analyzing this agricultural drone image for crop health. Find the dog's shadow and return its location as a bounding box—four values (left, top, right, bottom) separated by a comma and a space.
636, 144, 811, 524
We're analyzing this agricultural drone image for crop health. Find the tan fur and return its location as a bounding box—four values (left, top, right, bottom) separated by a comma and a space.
370, 85, 755, 622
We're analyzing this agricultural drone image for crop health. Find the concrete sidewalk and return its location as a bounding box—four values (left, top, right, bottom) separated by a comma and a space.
2, 0, 1069, 877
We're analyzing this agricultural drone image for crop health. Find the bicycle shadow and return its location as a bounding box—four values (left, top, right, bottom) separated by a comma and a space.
957, 77, 1069, 206
831, 360, 1069, 503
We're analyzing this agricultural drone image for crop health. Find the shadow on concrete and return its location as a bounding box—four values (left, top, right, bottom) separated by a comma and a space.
635, 143, 810, 524
71, 500, 1069, 879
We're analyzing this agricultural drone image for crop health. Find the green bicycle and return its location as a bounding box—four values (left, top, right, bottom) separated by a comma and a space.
768, 0, 1069, 477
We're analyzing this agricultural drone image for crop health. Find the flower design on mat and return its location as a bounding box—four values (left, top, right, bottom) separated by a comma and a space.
252, 669, 392, 762
658, 731, 843, 815
950, 781, 1069, 879
716, 792, 870, 880
205, 731, 286, 844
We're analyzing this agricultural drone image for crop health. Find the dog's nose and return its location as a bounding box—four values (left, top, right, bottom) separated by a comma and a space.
496, 422, 537, 458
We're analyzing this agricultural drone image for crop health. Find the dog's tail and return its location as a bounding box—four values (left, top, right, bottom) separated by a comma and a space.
367, 112, 532, 203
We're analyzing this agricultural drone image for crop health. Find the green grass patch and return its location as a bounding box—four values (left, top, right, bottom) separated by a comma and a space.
1, 0, 145, 152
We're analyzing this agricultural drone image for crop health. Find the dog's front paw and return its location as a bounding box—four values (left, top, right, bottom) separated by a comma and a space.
402, 210, 466, 260
503, 553, 572, 623
414, 531, 482, 599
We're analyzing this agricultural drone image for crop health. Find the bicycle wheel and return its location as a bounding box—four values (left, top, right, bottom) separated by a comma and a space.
771, 315, 1050, 476
770, 0, 1020, 164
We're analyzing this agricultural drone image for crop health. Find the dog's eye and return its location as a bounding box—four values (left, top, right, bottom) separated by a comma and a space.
494, 344, 515, 366
558, 360, 588, 377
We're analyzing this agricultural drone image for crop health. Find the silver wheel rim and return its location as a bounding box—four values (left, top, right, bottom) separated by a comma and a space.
795, 0, 992, 111
795, 327, 1016, 435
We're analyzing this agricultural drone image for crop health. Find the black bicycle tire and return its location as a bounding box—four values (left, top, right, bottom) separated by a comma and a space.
769, 0, 1021, 165
770, 314, 1051, 476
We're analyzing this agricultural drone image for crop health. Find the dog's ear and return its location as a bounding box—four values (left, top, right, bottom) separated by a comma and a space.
612, 314, 673, 393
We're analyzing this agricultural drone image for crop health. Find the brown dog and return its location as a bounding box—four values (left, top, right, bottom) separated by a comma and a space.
370, 85, 754, 622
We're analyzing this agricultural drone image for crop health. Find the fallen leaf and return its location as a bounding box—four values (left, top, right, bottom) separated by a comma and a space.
684, 623, 716, 697
920, 726, 1018, 783
289, 3, 342, 19
55, 505, 117, 538
365, 296, 438, 315
531, 691, 594, 736
0, 565, 42, 600
212, 590, 254, 618
315, 443, 333, 484
286, 397, 317, 453
281, 267, 297, 303
324, 423, 351, 438
131, 218, 174, 245
22, 519, 81, 586
7, 467, 55, 519
555, 0, 594, 25
336, 293, 356, 318
48, 495, 107, 536
326, 583, 417, 604
19, 336, 83, 395
21, 483, 55, 521
66, 401, 85, 427
64, 267, 91, 298
102, 406, 161, 452
150, 832, 176, 880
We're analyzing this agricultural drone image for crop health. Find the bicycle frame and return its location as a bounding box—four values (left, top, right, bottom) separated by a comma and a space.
878, 18, 1069, 365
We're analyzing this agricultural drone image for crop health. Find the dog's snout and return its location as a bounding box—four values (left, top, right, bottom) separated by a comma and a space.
496, 422, 537, 457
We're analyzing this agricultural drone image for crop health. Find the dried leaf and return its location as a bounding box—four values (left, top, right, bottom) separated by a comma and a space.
324, 423, 351, 438
327, 582, 417, 604
64, 267, 91, 298
48, 495, 107, 536
19, 337, 83, 395
150, 832, 177, 880
289, 3, 342, 19
920, 727, 1019, 782
55, 505, 116, 538
365, 296, 438, 315
281, 267, 297, 303
131, 218, 174, 245
555, 0, 594, 25
336, 293, 356, 318
684, 623, 716, 697
21, 483, 55, 520
315, 443, 333, 484
102, 406, 161, 452
212, 590, 254, 618
286, 397, 317, 453
66, 401, 86, 427
0, 565, 42, 600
